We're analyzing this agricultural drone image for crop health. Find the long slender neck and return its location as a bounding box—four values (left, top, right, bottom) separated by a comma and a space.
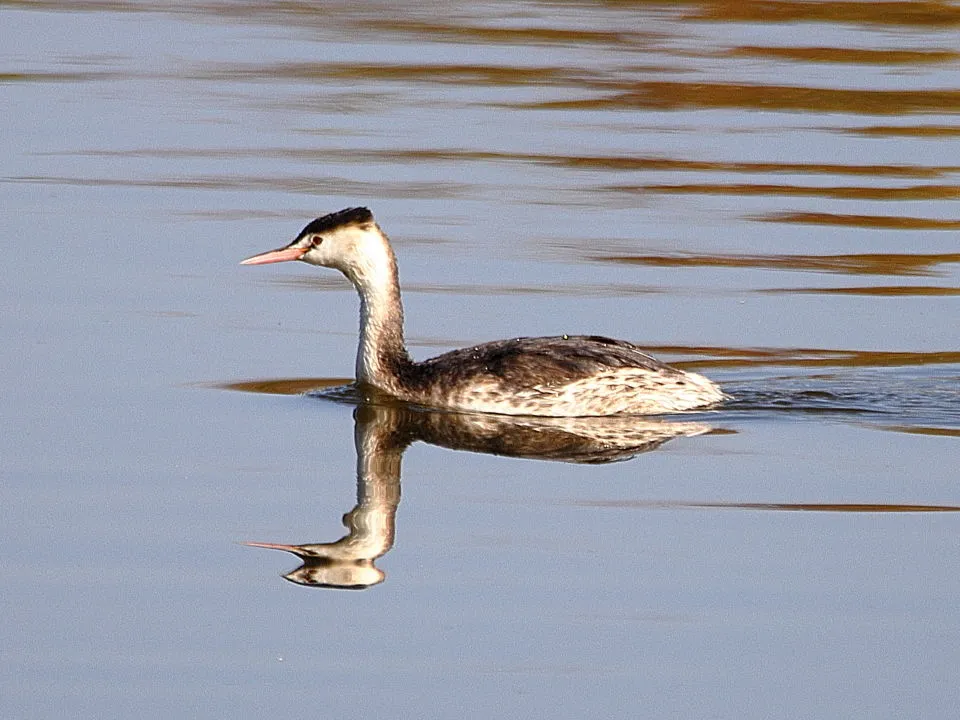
348, 236, 414, 390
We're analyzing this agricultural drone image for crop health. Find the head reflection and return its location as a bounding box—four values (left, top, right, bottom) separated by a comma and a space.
246, 399, 712, 589
245, 541, 386, 589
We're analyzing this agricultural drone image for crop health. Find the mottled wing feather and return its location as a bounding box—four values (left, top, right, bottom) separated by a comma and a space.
417, 335, 676, 389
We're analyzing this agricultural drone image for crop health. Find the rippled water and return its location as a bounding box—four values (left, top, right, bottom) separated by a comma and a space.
2, 1, 959, 718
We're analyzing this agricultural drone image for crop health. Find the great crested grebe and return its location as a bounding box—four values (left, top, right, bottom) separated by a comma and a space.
241, 207, 726, 417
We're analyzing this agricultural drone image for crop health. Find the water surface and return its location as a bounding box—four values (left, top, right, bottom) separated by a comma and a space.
2, 1, 959, 718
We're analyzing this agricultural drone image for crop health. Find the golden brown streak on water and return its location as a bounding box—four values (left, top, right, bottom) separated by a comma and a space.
616, 183, 958, 201
660, 347, 960, 370
528, 82, 960, 115
727, 46, 959, 64
47, 148, 953, 179
753, 212, 960, 230
843, 125, 960, 137
761, 286, 960, 296
0, 71, 119, 83
274, 275, 664, 298
311, 151, 954, 179
5, 0, 155, 10
8, 0, 958, 29
208, 378, 352, 395
362, 19, 660, 47
869, 425, 960, 438
593, 252, 960, 277
570, 499, 960, 512
6, 175, 468, 199
688, 0, 960, 27
198, 62, 606, 87
21, 176, 957, 208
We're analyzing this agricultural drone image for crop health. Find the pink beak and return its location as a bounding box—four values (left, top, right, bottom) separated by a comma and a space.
243, 541, 302, 553
240, 246, 307, 265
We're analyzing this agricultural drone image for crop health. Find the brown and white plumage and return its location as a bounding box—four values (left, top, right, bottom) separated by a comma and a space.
241, 207, 726, 417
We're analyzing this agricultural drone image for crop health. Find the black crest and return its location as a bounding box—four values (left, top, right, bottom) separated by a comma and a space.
296, 207, 374, 240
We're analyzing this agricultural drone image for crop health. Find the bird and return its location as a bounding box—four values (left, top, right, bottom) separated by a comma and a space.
240, 207, 726, 417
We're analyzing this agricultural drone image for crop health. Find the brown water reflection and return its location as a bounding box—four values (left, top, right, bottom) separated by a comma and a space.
765, 286, 960, 296
268, 274, 666, 298
688, 0, 960, 26
564, 499, 960, 512
670, 347, 960, 371
844, 125, 960, 138
216, 377, 352, 395
362, 19, 660, 47
0, 71, 119, 83
19, 0, 955, 30
612, 183, 959, 201
726, 46, 959, 65
36, 148, 955, 180
512, 154, 954, 179
9, 174, 468, 199
195, 62, 609, 87
593, 252, 960, 277
869, 424, 960, 438
528, 82, 960, 114
755, 212, 960, 230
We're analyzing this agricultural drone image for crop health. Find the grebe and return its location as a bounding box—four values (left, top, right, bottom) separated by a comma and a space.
241, 207, 725, 416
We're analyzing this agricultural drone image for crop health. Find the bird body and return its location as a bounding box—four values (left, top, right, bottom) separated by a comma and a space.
241, 207, 725, 417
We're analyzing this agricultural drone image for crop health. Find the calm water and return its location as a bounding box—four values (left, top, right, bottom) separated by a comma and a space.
2, 1, 959, 718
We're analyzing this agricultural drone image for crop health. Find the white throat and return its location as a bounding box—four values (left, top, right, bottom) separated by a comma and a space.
342, 235, 407, 387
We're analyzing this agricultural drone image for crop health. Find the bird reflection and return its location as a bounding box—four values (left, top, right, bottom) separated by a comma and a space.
246, 398, 712, 589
